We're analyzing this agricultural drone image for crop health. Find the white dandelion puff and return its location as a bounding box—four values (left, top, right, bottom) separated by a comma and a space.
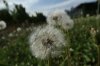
86, 14, 89, 17
0, 20, 7, 30
29, 25, 66, 59
17, 27, 21, 32
47, 9, 74, 29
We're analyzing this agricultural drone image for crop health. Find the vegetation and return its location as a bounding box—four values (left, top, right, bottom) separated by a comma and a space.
82, 1, 99, 16
0, 0, 100, 66
0, 16, 100, 66
0, 0, 46, 27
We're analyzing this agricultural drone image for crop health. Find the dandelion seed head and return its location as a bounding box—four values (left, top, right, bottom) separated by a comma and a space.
29, 25, 66, 59
86, 14, 89, 17
47, 9, 74, 29
17, 27, 21, 32
0, 20, 6, 30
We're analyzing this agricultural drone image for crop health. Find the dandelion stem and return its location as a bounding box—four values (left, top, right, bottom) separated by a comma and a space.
48, 55, 51, 66
98, 45, 100, 66
66, 30, 71, 66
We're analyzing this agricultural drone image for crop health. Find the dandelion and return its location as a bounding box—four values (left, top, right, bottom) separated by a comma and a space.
29, 25, 66, 59
17, 27, 21, 32
0, 20, 6, 30
86, 14, 89, 17
47, 9, 74, 29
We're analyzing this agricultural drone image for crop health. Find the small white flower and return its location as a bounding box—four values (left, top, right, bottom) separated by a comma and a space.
86, 14, 89, 17
47, 9, 74, 29
29, 25, 66, 59
0, 20, 7, 30
17, 27, 21, 32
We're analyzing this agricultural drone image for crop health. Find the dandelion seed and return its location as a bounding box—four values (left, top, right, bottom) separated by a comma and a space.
47, 9, 74, 29
29, 25, 66, 59
0, 20, 6, 30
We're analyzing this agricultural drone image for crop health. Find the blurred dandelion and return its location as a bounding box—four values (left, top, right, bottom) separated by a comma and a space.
47, 9, 74, 29
29, 25, 66, 60
86, 14, 89, 17
0, 20, 6, 30
17, 27, 21, 32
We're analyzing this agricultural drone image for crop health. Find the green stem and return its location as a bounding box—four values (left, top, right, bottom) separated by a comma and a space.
66, 30, 71, 66
48, 55, 51, 66
98, 45, 100, 66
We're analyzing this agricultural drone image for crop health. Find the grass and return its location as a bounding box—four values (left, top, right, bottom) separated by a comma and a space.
0, 16, 100, 66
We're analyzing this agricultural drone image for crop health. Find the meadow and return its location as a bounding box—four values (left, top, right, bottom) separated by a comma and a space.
0, 16, 100, 66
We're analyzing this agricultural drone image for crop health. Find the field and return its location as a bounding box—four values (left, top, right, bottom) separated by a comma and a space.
0, 16, 100, 66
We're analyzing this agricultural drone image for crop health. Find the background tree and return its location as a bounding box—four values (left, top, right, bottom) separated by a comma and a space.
11, 4, 30, 25
3, 0, 9, 11
0, 9, 12, 26
82, 1, 99, 16
35, 12, 46, 25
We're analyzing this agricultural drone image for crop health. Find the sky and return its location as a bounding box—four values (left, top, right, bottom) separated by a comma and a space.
0, 0, 97, 16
